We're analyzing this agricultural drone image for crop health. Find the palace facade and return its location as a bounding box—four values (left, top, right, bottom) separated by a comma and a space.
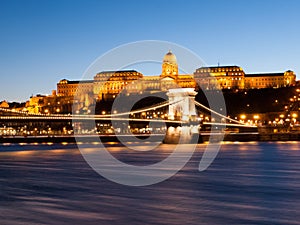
56, 50, 296, 101
57, 50, 196, 100
23, 50, 297, 114
194, 66, 296, 90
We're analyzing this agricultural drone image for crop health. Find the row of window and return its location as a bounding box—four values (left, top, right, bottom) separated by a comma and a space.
198, 67, 242, 73
250, 77, 283, 81
95, 73, 142, 77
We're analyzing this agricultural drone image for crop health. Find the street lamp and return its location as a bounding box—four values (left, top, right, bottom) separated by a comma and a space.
240, 114, 246, 120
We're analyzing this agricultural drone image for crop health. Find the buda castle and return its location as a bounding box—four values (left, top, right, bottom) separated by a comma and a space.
57, 50, 296, 101
25, 51, 297, 114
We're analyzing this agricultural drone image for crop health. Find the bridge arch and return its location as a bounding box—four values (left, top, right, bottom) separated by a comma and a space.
167, 88, 197, 122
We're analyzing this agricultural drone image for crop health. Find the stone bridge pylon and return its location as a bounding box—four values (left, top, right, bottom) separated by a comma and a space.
164, 88, 200, 144
167, 88, 197, 122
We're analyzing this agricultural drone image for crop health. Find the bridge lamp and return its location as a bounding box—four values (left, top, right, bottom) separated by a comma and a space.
240, 114, 246, 120
292, 113, 298, 118
253, 115, 259, 120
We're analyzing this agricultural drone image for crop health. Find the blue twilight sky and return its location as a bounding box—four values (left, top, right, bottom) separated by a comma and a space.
0, 0, 300, 102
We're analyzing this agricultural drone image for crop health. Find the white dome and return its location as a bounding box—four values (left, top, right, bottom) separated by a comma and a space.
163, 50, 177, 65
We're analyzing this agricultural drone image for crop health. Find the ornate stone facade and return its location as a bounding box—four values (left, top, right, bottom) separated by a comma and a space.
194, 66, 296, 90
56, 51, 297, 101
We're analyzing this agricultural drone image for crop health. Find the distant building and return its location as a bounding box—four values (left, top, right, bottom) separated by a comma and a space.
194, 66, 296, 90
57, 79, 94, 97
194, 66, 245, 89
48, 51, 297, 113
93, 70, 143, 100
25, 92, 76, 114
244, 70, 296, 89
57, 50, 195, 101
0, 100, 9, 108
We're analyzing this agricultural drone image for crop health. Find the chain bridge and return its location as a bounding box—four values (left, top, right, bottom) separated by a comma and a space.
0, 88, 256, 142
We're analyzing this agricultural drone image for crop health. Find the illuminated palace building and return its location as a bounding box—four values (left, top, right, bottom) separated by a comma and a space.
57, 51, 196, 101
25, 51, 296, 114
57, 50, 296, 101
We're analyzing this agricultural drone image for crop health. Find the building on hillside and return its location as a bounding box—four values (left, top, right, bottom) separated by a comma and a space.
194, 66, 296, 90
55, 50, 297, 104
194, 66, 245, 90
57, 79, 94, 97
25, 92, 77, 114
244, 70, 296, 89
19, 50, 297, 114
0, 100, 9, 108
93, 70, 144, 100
57, 50, 196, 101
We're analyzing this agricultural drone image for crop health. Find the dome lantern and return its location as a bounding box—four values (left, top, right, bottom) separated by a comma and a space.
161, 50, 178, 77
163, 50, 177, 65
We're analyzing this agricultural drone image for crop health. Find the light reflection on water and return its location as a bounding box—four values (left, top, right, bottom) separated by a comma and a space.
0, 142, 299, 225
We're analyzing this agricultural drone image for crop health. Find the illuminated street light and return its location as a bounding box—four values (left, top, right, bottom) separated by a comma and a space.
240, 114, 246, 120
292, 113, 298, 118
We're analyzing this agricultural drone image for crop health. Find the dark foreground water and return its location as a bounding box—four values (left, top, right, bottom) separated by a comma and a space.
0, 142, 299, 225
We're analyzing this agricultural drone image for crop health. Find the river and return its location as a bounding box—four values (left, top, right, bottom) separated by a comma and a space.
0, 142, 299, 224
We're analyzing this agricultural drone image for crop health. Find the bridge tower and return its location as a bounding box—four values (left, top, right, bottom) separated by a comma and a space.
164, 88, 200, 144
167, 88, 197, 122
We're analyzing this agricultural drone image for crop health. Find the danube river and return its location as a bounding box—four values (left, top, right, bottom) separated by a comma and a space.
0, 142, 299, 225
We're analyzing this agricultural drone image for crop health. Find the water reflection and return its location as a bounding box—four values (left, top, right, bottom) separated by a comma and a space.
0, 142, 299, 224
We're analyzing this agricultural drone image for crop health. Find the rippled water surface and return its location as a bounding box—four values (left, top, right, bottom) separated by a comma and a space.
0, 142, 299, 225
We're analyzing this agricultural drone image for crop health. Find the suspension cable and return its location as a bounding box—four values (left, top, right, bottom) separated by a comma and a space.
194, 101, 246, 125
94, 99, 183, 118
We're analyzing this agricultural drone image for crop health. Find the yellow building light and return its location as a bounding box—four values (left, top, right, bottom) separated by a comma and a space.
292, 113, 298, 118
240, 114, 246, 120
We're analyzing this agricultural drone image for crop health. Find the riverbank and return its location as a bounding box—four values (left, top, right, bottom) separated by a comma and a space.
1, 132, 300, 144
0, 134, 163, 144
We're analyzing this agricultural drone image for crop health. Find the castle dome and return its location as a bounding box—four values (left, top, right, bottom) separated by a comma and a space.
163, 50, 177, 65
